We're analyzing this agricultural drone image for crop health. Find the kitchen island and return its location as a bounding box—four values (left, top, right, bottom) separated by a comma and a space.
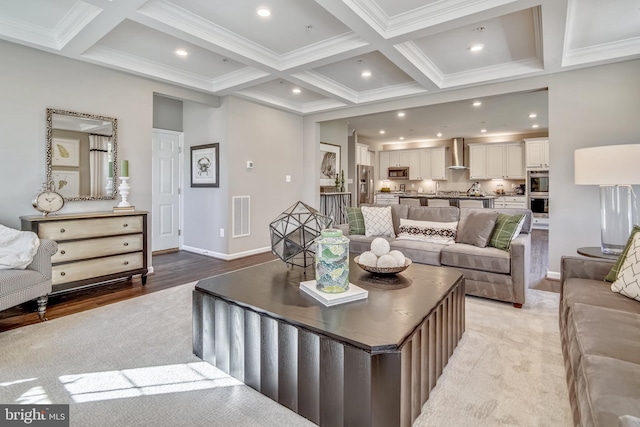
399, 194, 496, 208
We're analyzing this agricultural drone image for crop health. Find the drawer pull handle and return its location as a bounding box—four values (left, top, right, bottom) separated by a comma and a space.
123, 224, 129, 227
124, 261, 129, 265
60, 272, 66, 276
124, 242, 129, 246
60, 250, 66, 255
60, 228, 65, 233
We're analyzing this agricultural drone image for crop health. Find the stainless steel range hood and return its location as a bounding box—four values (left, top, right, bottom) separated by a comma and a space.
448, 138, 467, 169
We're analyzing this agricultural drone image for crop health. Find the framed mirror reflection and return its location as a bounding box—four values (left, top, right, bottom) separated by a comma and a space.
46, 108, 118, 201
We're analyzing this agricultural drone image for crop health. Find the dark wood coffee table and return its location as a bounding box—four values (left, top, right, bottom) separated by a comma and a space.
193, 255, 465, 427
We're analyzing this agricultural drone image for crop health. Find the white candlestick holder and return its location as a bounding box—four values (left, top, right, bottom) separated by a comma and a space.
117, 177, 131, 207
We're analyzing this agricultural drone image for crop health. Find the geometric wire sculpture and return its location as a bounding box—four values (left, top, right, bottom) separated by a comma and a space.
269, 201, 334, 268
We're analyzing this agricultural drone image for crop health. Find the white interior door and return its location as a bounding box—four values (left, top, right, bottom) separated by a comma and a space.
152, 129, 182, 252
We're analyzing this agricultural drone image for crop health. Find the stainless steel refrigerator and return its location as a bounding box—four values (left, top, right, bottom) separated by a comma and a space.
357, 165, 374, 206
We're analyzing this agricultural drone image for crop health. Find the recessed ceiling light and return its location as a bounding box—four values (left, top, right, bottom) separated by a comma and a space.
397, 112, 405, 118
361, 71, 372, 77
472, 101, 482, 107
292, 88, 301, 94
175, 49, 188, 57
469, 44, 484, 52
532, 124, 539, 128
437, 132, 443, 137
529, 113, 537, 118
257, 7, 271, 17
379, 130, 385, 134
399, 137, 404, 140
480, 129, 487, 133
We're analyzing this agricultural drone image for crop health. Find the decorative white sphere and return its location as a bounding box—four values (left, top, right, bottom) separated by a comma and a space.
388, 250, 405, 266
370, 237, 390, 257
377, 254, 398, 268
358, 251, 378, 267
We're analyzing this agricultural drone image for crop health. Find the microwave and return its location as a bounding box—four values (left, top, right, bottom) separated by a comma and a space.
528, 170, 549, 196
388, 167, 409, 179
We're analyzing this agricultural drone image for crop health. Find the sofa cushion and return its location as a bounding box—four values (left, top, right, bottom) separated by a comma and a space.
606, 224, 640, 282
455, 210, 498, 247
397, 218, 457, 244
611, 232, 640, 302
389, 239, 443, 266
567, 303, 640, 386
562, 278, 640, 327
346, 207, 365, 235
361, 206, 395, 237
488, 213, 525, 251
576, 355, 640, 427
441, 243, 511, 274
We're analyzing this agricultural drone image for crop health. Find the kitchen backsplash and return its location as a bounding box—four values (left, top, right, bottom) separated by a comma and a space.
380, 169, 525, 195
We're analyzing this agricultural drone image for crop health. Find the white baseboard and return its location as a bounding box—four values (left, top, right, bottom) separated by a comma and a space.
147, 266, 155, 275
547, 271, 560, 280
181, 245, 272, 261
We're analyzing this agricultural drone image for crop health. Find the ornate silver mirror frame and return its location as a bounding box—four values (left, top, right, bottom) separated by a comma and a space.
46, 108, 118, 201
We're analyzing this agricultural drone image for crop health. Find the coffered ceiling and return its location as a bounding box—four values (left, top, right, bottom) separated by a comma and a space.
1, 0, 639, 136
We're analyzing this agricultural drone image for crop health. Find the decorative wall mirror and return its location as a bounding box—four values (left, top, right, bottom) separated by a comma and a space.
46, 108, 118, 201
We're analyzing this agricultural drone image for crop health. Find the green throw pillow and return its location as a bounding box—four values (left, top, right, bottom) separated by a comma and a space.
489, 213, 526, 251
605, 224, 640, 282
346, 207, 365, 235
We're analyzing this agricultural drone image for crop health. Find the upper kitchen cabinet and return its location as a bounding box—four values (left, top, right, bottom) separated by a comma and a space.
388, 151, 411, 167
470, 142, 525, 180
379, 151, 389, 181
356, 143, 372, 166
409, 147, 446, 180
524, 138, 549, 169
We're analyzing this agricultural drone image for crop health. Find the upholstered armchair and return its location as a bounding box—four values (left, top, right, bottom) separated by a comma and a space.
0, 239, 58, 320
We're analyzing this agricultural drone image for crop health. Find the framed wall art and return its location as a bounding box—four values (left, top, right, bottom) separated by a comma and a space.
191, 143, 219, 188
51, 170, 80, 198
52, 138, 80, 167
319, 142, 340, 186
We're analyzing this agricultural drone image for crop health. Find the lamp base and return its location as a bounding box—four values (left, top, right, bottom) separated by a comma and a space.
600, 185, 638, 255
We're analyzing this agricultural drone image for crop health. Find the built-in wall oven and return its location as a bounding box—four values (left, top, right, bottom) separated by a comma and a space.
527, 170, 549, 220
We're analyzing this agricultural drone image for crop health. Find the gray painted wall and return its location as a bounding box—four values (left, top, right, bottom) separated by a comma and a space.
153, 95, 183, 131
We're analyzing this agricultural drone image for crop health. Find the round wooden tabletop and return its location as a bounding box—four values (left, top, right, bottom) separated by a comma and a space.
577, 247, 619, 260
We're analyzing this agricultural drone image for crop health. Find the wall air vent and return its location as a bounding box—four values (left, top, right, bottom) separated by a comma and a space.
233, 196, 250, 238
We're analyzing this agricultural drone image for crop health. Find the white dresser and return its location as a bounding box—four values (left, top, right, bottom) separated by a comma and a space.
21, 211, 148, 294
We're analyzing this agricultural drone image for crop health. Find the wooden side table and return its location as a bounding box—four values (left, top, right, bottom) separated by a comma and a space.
577, 247, 619, 260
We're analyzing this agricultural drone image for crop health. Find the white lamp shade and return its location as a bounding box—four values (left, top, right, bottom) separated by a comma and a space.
575, 144, 640, 185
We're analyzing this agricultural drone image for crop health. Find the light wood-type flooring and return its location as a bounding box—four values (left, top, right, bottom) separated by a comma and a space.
0, 230, 553, 333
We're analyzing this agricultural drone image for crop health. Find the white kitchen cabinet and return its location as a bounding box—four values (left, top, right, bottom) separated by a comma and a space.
356, 143, 372, 166
495, 196, 526, 209
379, 151, 390, 181
430, 147, 446, 180
470, 142, 524, 180
375, 194, 399, 204
469, 145, 487, 179
409, 150, 421, 180
525, 138, 549, 169
388, 151, 410, 167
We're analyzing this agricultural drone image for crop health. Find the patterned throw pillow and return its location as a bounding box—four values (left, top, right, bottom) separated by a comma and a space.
489, 213, 526, 251
346, 207, 365, 235
611, 232, 640, 302
361, 206, 395, 237
397, 218, 458, 244
605, 224, 640, 282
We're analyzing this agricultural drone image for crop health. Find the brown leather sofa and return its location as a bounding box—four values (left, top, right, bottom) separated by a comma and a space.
560, 256, 640, 426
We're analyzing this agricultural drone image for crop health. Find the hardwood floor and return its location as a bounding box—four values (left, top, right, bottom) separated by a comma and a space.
0, 229, 554, 333
0, 251, 277, 333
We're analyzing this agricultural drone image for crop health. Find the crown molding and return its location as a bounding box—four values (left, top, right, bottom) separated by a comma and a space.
56, 2, 102, 49
394, 41, 445, 87
291, 71, 358, 104
562, 37, 640, 68
212, 67, 271, 92
356, 82, 428, 103
279, 32, 369, 70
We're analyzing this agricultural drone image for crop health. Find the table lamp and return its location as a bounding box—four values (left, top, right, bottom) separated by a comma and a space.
575, 144, 640, 254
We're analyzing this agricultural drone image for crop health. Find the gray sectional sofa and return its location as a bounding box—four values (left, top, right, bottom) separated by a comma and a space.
560, 256, 640, 427
339, 205, 532, 307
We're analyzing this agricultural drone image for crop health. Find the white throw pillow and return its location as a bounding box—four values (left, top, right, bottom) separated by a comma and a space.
611, 232, 640, 302
361, 206, 395, 237
397, 218, 458, 245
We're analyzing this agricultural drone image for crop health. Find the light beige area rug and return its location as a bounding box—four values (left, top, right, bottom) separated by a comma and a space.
0, 281, 571, 426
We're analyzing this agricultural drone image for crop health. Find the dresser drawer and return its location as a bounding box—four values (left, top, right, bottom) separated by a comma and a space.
38, 216, 143, 240
53, 252, 144, 285
52, 234, 144, 263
